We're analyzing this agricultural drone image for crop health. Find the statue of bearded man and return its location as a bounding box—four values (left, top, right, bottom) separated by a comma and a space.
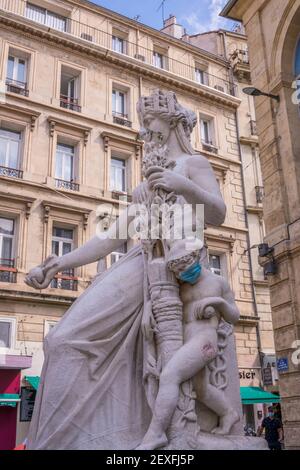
25, 90, 226, 450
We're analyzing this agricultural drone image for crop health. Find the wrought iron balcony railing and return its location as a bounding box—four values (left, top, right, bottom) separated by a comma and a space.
0, 165, 23, 178
6, 78, 29, 96
0, 258, 17, 283
55, 178, 79, 191
112, 112, 132, 128
0, 0, 236, 97
60, 94, 81, 112
51, 270, 78, 291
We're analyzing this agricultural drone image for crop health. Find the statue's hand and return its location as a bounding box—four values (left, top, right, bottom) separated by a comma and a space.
146, 166, 188, 194
132, 182, 151, 204
25, 255, 60, 290
194, 298, 221, 320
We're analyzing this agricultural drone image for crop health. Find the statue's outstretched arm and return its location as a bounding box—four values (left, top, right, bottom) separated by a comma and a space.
25, 206, 134, 289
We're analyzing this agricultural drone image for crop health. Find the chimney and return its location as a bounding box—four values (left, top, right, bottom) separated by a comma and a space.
161, 15, 185, 39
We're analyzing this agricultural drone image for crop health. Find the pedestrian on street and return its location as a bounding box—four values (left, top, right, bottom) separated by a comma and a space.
258, 406, 283, 450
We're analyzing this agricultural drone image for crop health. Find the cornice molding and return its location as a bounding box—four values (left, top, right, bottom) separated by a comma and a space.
0, 13, 241, 109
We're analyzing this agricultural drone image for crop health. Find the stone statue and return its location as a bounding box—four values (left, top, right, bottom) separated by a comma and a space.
25, 90, 266, 450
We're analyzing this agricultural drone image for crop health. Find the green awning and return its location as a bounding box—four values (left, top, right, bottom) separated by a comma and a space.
25, 376, 40, 390
241, 386, 280, 404
0, 394, 20, 408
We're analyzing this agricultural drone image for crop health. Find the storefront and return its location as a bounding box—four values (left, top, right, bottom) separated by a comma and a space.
241, 387, 281, 433
239, 362, 280, 433
0, 354, 32, 450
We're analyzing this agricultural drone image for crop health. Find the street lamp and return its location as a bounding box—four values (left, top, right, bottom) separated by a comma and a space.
243, 87, 280, 102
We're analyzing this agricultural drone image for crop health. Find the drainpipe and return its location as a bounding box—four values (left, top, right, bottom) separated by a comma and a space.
234, 110, 264, 385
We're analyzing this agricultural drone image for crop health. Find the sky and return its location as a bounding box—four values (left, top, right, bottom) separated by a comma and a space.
90, 0, 237, 35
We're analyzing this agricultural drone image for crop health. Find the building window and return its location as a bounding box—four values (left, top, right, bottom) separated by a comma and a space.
51, 227, 77, 291
153, 51, 165, 69
200, 118, 213, 145
55, 143, 78, 191
112, 89, 131, 127
111, 242, 127, 265
0, 217, 16, 283
195, 67, 208, 85
25, 3, 67, 32
209, 254, 222, 276
0, 128, 22, 178
0, 318, 15, 349
112, 36, 125, 54
112, 89, 126, 118
60, 66, 81, 112
44, 320, 58, 337
200, 117, 217, 153
110, 157, 126, 193
6, 55, 28, 96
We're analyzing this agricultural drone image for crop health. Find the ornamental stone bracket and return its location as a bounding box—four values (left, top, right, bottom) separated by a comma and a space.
101, 131, 143, 160
0, 192, 36, 218
42, 201, 92, 229
47, 117, 92, 146
0, 102, 40, 131
205, 232, 235, 254
210, 161, 230, 183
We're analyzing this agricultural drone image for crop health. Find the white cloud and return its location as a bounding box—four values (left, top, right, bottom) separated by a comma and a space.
181, 0, 229, 35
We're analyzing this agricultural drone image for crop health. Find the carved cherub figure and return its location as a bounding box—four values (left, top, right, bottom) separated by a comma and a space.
137, 239, 240, 450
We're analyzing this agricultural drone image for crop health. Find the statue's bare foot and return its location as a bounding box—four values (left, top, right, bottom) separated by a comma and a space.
136, 431, 168, 450
211, 410, 239, 435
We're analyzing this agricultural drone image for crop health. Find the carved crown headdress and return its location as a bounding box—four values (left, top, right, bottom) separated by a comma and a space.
137, 89, 197, 154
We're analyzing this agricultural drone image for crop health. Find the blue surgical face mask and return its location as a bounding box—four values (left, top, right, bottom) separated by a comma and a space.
178, 262, 202, 284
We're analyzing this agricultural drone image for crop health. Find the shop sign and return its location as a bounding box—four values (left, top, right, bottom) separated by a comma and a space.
262, 365, 273, 386
20, 387, 36, 422
277, 357, 289, 373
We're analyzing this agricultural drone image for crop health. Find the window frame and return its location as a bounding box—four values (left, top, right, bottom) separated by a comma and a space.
0, 216, 15, 266
112, 88, 127, 118
112, 35, 126, 54
0, 127, 22, 170
0, 317, 16, 350
208, 252, 228, 279
25, 3, 67, 32
55, 143, 75, 183
200, 118, 212, 145
44, 319, 58, 337
7, 55, 27, 87
52, 226, 74, 258
110, 156, 127, 193
153, 50, 165, 69
195, 67, 209, 86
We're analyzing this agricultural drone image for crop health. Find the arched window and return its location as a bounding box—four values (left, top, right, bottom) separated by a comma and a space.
295, 38, 300, 76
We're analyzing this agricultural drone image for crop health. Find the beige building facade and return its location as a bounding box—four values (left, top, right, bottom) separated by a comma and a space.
0, 0, 275, 448
222, 0, 300, 450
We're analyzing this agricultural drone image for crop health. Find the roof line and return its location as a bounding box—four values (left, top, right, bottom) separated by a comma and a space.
69, 0, 231, 66
220, 0, 239, 20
